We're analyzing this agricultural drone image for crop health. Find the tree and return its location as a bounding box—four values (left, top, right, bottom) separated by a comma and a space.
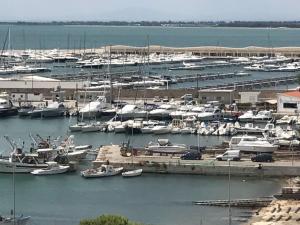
79, 214, 146, 225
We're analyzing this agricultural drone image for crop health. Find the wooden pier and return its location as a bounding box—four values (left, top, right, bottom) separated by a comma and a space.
193, 198, 273, 208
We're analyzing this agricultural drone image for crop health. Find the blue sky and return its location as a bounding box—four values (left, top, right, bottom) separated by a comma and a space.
1, 0, 300, 21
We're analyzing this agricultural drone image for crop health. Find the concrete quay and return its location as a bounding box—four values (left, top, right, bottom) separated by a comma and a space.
93, 145, 300, 177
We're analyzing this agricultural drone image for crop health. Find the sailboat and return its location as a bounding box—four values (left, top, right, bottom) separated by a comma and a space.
0, 164, 30, 225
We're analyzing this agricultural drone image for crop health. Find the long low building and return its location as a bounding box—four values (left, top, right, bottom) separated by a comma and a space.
107, 45, 300, 57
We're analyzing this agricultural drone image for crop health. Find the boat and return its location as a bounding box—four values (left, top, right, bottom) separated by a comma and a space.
149, 104, 177, 120
69, 122, 86, 132
79, 96, 110, 118
0, 92, 18, 117
197, 108, 223, 121
236, 123, 263, 134
0, 148, 48, 173
0, 215, 30, 225
81, 164, 123, 178
274, 187, 300, 200
252, 110, 272, 122
117, 104, 147, 120
276, 115, 296, 125
229, 135, 278, 153
151, 125, 171, 134
81, 122, 103, 132
122, 168, 143, 177
18, 104, 34, 117
41, 102, 66, 118
31, 161, 69, 175
146, 139, 188, 154
238, 111, 254, 122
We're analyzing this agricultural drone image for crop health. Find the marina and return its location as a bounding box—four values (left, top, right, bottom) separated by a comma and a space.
1, 22, 300, 225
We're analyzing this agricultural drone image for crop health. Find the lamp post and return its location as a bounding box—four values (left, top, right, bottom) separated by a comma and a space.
228, 159, 232, 225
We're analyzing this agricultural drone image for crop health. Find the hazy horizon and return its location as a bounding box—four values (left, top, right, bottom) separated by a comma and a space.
1, 0, 300, 22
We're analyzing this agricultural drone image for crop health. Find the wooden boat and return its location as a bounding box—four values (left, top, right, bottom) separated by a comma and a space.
122, 169, 143, 177
81, 164, 123, 178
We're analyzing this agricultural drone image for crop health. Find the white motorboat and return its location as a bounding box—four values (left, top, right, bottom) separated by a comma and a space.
180, 127, 195, 134
151, 125, 171, 134
238, 111, 254, 122
236, 123, 263, 134
146, 139, 188, 153
141, 126, 153, 134
79, 96, 109, 118
122, 168, 143, 177
114, 124, 126, 133
171, 127, 181, 134
253, 110, 273, 122
81, 164, 123, 178
276, 115, 296, 125
149, 104, 177, 119
117, 104, 147, 120
0, 215, 30, 225
197, 108, 223, 121
31, 162, 69, 175
229, 135, 278, 153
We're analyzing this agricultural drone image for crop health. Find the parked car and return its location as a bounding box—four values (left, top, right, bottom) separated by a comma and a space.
181, 151, 202, 160
216, 150, 241, 161
251, 153, 273, 162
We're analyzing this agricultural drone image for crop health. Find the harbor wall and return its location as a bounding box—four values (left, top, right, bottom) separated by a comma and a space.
94, 161, 300, 177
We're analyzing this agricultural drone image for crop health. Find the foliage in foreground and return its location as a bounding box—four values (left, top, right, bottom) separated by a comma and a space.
79, 214, 146, 225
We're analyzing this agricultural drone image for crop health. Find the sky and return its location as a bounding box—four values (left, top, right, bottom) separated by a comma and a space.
1, 0, 300, 22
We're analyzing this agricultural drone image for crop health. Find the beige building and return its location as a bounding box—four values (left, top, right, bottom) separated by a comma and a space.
198, 89, 237, 104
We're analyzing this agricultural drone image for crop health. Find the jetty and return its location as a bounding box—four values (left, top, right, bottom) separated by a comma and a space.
93, 145, 300, 177
193, 198, 273, 208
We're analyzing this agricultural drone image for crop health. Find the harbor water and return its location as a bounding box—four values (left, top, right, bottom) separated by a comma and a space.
0, 117, 282, 225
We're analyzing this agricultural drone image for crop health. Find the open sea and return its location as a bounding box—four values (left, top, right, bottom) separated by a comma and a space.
0, 25, 291, 225
1, 25, 300, 49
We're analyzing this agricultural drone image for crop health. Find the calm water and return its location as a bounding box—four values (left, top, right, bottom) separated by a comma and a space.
0, 117, 282, 225
1, 25, 300, 49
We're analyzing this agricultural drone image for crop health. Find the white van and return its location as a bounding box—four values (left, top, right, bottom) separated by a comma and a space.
216, 150, 241, 161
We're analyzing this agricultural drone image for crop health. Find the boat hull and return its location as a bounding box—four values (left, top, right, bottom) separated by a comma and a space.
0, 216, 30, 225
81, 167, 123, 178
31, 166, 70, 175
122, 169, 143, 177
0, 108, 18, 117
0, 160, 48, 173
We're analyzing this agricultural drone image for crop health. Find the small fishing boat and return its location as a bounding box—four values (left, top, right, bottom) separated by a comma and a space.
81, 164, 123, 178
0, 215, 30, 225
122, 168, 143, 177
31, 162, 70, 175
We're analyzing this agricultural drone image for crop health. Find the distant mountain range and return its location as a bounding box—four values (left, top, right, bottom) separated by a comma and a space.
1, 21, 300, 28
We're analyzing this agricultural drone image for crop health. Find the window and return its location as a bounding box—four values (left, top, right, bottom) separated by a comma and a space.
202, 96, 207, 100
216, 96, 222, 101
283, 103, 297, 109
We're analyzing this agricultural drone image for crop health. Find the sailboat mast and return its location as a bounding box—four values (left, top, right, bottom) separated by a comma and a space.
109, 45, 112, 105
13, 164, 16, 225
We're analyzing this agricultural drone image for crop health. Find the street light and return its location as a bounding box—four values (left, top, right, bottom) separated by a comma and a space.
228, 159, 232, 225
